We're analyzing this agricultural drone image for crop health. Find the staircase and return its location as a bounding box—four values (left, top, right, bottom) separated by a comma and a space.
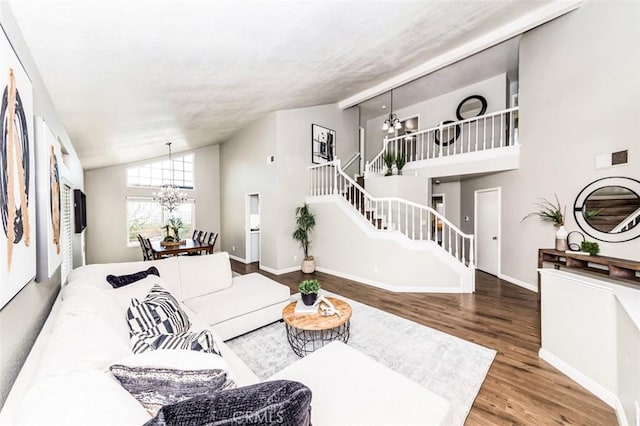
309, 159, 475, 270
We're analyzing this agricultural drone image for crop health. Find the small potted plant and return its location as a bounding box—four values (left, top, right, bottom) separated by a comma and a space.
168, 217, 186, 241
383, 152, 395, 176
292, 204, 316, 273
580, 241, 600, 255
299, 279, 320, 306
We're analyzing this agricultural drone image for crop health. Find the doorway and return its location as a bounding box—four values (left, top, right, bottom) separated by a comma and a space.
245, 193, 260, 264
431, 193, 445, 245
474, 187, 501, 276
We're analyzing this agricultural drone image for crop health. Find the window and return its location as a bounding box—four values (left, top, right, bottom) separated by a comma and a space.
126, 197, 195, 245
127, 154, 194, 189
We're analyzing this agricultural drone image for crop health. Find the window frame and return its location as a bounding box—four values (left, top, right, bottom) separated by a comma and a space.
126, 196, 196, 247
126, 153, 195, 190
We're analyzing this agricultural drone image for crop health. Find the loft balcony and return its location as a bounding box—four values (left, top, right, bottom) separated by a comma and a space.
366, 107, 520, 179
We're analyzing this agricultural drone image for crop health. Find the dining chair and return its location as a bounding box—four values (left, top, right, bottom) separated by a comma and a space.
207, 232, 218, 250
199, 231, 209, 243
192, 229, 199, 240
141, 237, 156, 261
137, 234, 150, 261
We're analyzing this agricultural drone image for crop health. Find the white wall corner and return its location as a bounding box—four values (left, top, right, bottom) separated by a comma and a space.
499, 273, 538, 292
228, 254, 249, 264
538, 348, 621, 412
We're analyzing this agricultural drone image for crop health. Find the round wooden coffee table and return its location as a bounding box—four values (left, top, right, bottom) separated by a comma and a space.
282, 297, 352, 357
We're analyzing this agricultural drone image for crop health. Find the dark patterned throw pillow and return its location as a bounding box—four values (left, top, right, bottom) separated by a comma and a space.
110, 365, 235, 415
144, 380, 312, 426
107, 266, 160, 288
127, 284, 191, 336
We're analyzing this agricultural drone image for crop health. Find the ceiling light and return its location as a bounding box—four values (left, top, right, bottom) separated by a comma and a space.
382, 90, 402, 133
153, 142, 187, 213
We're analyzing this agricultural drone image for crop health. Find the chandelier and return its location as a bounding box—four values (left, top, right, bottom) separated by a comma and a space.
382, 90, 402, 134
153, 142, 187, 213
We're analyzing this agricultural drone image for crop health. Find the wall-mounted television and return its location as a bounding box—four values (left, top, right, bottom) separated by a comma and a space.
74, 189, 87, 233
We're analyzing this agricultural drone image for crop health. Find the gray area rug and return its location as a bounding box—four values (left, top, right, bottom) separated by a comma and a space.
226, 293, 496, 426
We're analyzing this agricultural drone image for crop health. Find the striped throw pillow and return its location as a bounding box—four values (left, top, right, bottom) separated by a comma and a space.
126, 284, 191, 336
130, 330, 221, 356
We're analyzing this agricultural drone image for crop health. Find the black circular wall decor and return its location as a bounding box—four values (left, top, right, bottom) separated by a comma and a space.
434, 120, 461, 146
456, 95, 487, 121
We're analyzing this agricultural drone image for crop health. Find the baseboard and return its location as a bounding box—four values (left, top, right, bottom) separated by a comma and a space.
538, 348, 621, 412
259, 264, 301, 275
315, 266, 461, 293
499, 273, 537, 293
228, 254, 248, 264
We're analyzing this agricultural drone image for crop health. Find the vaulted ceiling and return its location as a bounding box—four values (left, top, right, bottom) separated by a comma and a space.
8, 0, 568, 169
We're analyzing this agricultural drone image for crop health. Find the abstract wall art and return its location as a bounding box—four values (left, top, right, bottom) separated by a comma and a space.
311, 124, 336, 164
0, 27, 35, 309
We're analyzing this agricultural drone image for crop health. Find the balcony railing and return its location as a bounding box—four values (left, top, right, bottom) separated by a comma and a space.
366, 107, 519, 176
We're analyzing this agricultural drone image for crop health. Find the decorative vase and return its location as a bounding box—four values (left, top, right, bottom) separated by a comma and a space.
301, 257, 315, 273
301, 292, 317, 306
555, 225, 568, 251
392, 165, 398, 176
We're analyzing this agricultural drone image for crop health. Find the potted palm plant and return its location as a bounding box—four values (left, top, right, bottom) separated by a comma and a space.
395, 153, 406, 175
292, 204, 316, 273
299, 279, 320, 306
383, 152, 394, 176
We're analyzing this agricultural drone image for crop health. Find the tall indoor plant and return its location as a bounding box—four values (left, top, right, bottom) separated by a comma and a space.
292, 204, 316, 273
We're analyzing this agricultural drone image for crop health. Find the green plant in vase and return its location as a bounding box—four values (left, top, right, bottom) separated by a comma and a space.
395, 153, 406, 175
522, 194, 567, 250
168, 217, 186, 241
383, 152, 395, 176
299, 279, 320, 306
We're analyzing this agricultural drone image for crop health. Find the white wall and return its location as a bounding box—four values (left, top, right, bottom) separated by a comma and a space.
366, 175, 429, 206
460, 0, 640, 287
220, 104, 359, 272
220, 113, 278, 266
0, 4, 84, 408
84, 144, 220, 264
365, 74, 507, 162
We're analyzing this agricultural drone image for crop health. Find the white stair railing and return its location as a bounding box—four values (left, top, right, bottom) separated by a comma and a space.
309, 160, 475, 267
366, 107, 519, 176
612, 207, 640, 233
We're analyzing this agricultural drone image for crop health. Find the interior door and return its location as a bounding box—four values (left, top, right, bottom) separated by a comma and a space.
475, 188, 500, 276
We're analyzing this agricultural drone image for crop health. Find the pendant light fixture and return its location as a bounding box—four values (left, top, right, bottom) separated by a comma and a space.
382, 90, 402, 134
153, 142, 187, 213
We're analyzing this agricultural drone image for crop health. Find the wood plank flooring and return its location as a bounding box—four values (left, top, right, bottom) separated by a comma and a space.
231, 261, 618, 425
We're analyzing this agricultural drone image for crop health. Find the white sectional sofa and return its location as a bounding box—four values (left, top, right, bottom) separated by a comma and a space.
0, 252, 452, 425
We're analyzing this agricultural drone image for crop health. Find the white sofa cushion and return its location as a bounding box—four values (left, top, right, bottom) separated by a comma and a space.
184, 272, 289, 327
178, 252, 233, 300
15, 371, 151, 425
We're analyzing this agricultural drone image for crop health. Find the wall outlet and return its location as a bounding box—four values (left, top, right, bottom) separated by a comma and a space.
373, 265, 379, 273
267, 155, 275, 164
464, 216, 470, 222
293, 255, 297, 261
232, 245, 235, 251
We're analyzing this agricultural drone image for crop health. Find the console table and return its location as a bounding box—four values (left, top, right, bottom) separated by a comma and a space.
537, 249, 640, 292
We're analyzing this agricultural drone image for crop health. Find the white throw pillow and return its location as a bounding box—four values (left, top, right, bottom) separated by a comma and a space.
15, 371, 151, 425
178, 252, 233, 300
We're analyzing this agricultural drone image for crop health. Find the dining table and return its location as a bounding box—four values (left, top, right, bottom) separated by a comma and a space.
150, 238, 214, 259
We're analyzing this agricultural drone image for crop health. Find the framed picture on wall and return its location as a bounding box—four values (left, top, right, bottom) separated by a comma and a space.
311, 124, 336, 164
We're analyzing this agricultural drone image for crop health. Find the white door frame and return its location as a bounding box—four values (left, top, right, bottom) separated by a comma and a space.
474, 187, 501, 276
244, 192, 260, 264
431, 193, 445, 217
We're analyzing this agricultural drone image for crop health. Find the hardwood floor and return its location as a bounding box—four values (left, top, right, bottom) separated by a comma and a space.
231, 261, 618, 425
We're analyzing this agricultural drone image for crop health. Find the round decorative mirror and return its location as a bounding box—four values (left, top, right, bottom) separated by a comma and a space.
574, 177, 640, 242
456, 95, 487, 120
434, 120, 461, 146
